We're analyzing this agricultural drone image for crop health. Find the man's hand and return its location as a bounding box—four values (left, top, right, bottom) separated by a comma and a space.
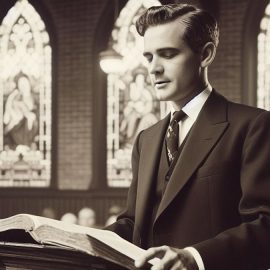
135, 245, 199, 270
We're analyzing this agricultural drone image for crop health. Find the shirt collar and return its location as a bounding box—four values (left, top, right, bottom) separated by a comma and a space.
171, 85, 212, 121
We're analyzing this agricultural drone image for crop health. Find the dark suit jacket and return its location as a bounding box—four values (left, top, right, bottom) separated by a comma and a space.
107, 90, 270, 270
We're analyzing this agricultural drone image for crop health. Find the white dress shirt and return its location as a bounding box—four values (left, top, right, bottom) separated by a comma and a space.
170, 85, 212, 270
170, 85, 212, 146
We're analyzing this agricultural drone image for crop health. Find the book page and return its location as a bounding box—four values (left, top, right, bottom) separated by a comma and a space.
29, 215, 159, 264
87, 230, 145, 260
27, 215, 125, 240
25, 214, 97, 234
1, 214, 159, 267
0, 214, 34, 232
86, 231, 160, 266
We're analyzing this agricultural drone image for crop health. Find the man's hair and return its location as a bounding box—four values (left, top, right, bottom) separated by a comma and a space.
136, 4, 219, 53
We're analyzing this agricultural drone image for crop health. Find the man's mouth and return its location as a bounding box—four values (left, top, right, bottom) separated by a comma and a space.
154, 80, 170, 88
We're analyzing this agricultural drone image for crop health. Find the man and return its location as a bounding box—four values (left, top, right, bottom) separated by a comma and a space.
107, 4, 270, 270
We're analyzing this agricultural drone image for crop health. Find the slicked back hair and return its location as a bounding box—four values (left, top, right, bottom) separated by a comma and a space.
136, 4, 219, 53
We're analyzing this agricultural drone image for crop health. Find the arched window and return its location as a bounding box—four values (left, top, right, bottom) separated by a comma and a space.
257, 2, 270, 109
243, 0, 269, 107
106, 0, 167, 187
0, 0, 52, 187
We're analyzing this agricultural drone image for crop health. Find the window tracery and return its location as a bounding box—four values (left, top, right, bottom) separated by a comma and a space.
0, 0, 52, 187
257, 3, 270, 109
106, 0, 168, 187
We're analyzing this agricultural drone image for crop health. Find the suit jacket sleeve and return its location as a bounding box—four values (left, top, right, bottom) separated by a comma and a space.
193, 111, 270, 270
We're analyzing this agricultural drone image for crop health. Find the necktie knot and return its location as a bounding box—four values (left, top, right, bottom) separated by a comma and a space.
171, 110, 186, 123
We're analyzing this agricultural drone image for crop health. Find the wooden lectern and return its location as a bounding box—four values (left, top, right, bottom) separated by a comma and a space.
0, 242, 127, 270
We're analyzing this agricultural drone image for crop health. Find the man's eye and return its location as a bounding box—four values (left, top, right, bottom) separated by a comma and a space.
161, 52, 176, 58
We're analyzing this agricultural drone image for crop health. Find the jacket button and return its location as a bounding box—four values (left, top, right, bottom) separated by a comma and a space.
165, 175, 170, 181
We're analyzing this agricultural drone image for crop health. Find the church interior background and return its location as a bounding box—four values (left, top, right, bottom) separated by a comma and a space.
0, 0, 269, 226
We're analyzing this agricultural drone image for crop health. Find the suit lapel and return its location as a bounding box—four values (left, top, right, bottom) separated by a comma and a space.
155, 91, 229, 221
135, 114, 170, 229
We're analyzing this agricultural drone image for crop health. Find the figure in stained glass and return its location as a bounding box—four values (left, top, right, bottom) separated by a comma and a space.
0, 0, 51, 187
4, 75, 38, 148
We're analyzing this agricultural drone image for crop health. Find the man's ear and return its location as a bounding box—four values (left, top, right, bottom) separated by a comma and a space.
200, 42, 216, 68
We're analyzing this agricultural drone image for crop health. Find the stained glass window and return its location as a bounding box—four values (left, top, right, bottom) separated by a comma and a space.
0, 0, 52, 187
257, 3, 270, 109
107, 0, 168, 187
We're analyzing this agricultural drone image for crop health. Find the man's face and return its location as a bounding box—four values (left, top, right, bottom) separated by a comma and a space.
143, 19, 203, 108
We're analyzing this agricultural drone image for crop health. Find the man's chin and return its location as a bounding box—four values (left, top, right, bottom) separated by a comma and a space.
156, 94, 170, 102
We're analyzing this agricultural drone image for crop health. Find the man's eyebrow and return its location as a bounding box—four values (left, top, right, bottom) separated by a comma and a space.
143, 48, 180, 56
157, 47, 180, 53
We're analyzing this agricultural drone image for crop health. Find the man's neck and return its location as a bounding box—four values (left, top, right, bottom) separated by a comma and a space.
171, 85, 208, 110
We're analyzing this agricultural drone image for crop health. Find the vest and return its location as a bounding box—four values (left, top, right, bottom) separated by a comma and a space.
143, 135, 189, 248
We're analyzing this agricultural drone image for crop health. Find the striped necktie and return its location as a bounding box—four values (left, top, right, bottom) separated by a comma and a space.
165, 110, 186, 164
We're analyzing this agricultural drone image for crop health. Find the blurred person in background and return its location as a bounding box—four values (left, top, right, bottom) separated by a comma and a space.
78, 207, 96, 228
60, 212, 77, 225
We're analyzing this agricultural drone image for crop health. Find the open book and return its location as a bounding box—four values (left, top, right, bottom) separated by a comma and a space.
0, 214, 157, 270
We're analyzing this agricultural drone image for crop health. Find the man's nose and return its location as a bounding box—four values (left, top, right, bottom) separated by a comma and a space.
149, 57, 164, 75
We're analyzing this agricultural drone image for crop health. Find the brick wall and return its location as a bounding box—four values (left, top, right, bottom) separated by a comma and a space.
209, 0, 249, 103
39, 0, 110, 189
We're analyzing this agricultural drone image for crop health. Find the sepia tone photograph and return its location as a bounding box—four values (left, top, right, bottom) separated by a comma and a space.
0, 0, 269, 269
